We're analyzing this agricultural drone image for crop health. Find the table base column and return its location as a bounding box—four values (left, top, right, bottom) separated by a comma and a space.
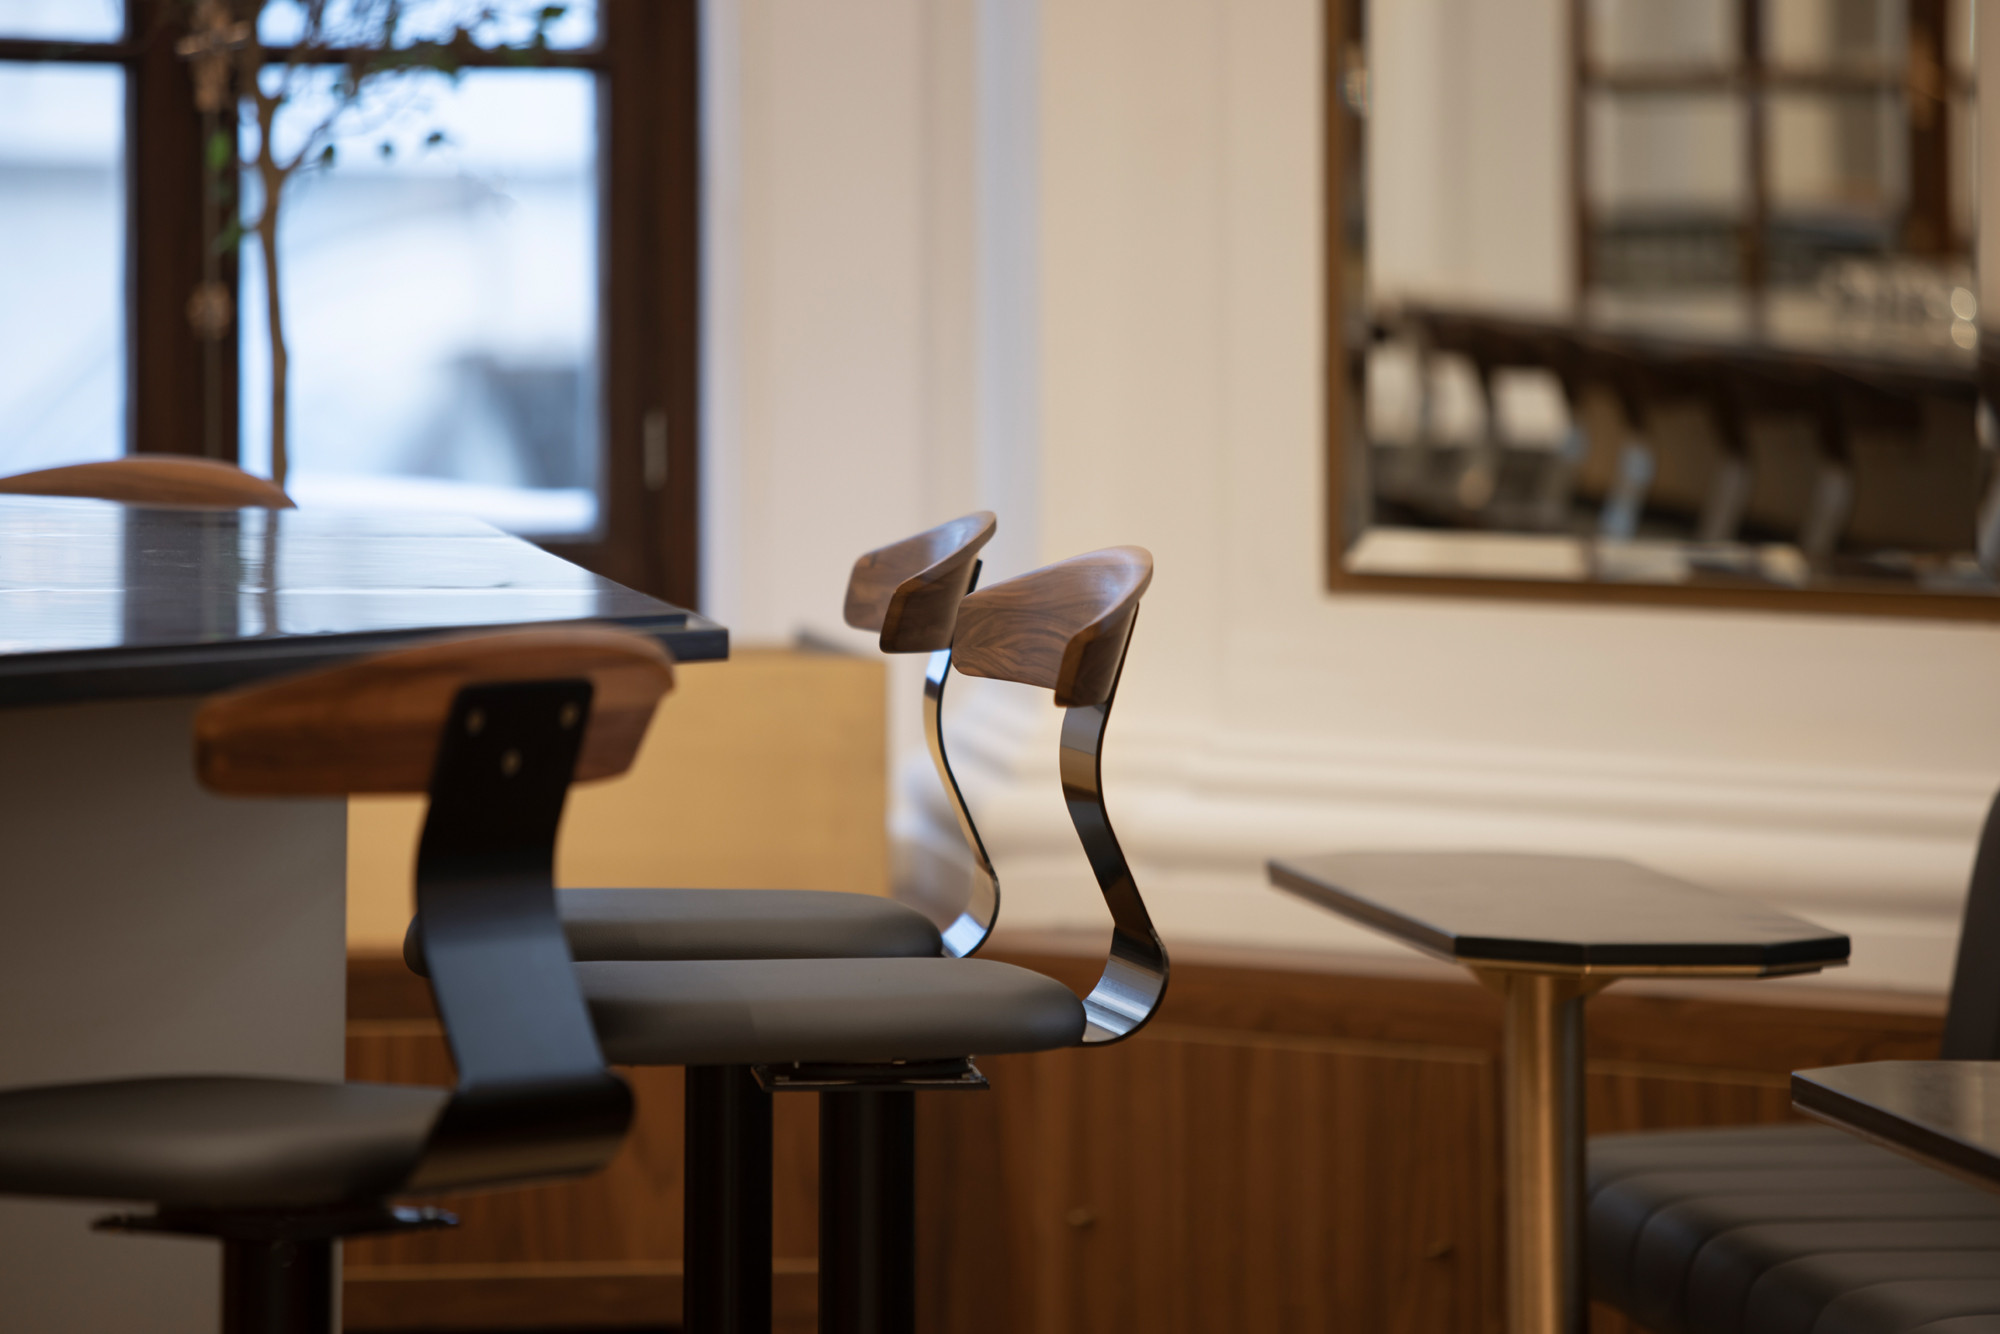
1480, 970, 1602, 1334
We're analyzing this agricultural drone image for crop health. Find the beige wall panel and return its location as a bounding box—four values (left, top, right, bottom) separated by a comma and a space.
347, 648, 890, 951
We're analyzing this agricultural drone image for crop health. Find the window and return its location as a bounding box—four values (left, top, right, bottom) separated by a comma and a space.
0, 0, 700, 607
237, 66, 603, 536
0, 60, 125, 468
1578, 0, 1975, 328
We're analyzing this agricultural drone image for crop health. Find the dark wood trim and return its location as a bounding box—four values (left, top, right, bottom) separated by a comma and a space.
344, 1262, 818, 1331
259, 45, 609, 69
1569, 0, 1589, 303
1739, 0, 1769, 298
1583, 65, 1930, 94
1323, 0, 1348, 589
542, 0, 702, 610
129, 0, 237, 460
0, 38, 137, 61
1905, 0, 1954, 256
1322, 560, 2000, 622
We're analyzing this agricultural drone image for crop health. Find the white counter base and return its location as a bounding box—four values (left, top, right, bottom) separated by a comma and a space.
0, 695, 345, 1331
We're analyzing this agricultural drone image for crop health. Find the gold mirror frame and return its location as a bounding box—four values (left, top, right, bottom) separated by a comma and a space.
1323, 0, 2000, 622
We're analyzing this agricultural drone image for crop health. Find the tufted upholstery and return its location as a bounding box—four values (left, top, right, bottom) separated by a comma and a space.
1586, 791, 2000, 1333
1588, 1124, 2000, 1333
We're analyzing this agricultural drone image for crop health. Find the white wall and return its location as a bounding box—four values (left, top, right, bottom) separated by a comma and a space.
704, 0, 2000, 995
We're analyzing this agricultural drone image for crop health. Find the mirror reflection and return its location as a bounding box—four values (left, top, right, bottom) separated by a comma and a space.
1345, 0, 1994, 594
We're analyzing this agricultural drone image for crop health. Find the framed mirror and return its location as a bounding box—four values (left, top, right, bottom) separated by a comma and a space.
1329, 0, 2000, 618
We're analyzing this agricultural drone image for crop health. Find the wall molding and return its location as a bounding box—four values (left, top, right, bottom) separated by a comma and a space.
897, 689, 1993, 994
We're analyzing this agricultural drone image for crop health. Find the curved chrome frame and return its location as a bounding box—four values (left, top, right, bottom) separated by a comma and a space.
927, 642, 1003, 958
1060, 614, 1168, 1043
921, 569, 1166, 1034
924, 559, 1004, 958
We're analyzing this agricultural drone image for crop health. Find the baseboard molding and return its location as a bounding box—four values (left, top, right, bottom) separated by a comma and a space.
343, 1260, 817, 1331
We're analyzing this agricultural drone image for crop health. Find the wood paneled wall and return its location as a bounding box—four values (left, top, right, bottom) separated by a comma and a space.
346, 648, 891, 952
344, 948, 1944, 1333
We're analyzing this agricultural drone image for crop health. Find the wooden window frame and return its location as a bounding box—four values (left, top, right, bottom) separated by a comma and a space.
0, 0, 700, 610
1573, 0, 1972, 300
1321, 0, 2000, 622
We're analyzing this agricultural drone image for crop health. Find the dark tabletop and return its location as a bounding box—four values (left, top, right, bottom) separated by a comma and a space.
1794, 1062, 2000, 1190
1268, 851, 1850, 972
0, 497, 728, 707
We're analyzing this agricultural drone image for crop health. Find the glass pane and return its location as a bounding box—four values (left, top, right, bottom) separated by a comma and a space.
1588, 93, 1746, 211
239, 68, 600, 536
1951, 93, 1976, 246
1767, 90, 1903, 214
1765, 0, 1902, 69
0, 0, 120, 42
1946, 0, 1974, 79
257, 0, 596, 51
1766, 92, 1905, 286
0, 63, 125, 472
1589, 0, 1734, 68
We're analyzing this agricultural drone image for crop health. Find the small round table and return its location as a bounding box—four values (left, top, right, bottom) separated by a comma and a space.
1269, 851, 1850, 1334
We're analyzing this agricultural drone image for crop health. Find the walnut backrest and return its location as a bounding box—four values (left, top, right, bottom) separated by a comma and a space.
0, 457, 295, 509
950, 546, 1153, 707
195, 628, 675, 795
843, 511, 998, 652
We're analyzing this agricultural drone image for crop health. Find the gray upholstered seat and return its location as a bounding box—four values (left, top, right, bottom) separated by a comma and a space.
1588, 793, 2000, 1334
0, 1077, 448, 1211
1588, 1123, 2000, 1334
581, 957, 1087, 1067
404, 887, 944, 973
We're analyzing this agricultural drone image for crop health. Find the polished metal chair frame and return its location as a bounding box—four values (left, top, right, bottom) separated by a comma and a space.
767, 548, 1169, 1334
923, 563, 1002, 959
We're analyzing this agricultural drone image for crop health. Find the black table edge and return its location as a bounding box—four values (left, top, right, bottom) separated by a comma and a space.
1268, 857, 1851, 972
1793, 1064, 2000, 1195
0, 613, 729, 710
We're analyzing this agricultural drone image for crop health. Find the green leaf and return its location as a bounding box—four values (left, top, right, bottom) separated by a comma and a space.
320, 144, 336, 166
424, 129, 447, 147
205, 130, 234, 172
214, 217, 245, 255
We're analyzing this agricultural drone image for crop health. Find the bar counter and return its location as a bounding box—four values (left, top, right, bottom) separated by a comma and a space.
0, 497, 724, 1330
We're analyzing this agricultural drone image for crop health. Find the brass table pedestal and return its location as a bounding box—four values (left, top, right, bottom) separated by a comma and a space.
1269, 852, 1850, 1334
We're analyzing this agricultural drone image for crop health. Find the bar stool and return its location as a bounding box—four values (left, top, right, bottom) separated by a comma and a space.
0, 457, 294, 508
529, 509, 1003, 967
0, 627, 671, 1332
405, 511, 1000, 1334
575, 546, 1171, 1334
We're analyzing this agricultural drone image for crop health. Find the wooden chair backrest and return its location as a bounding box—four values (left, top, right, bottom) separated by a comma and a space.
0, 457, 295, 509
843, 511, 997, 652
950, 546, 1152, 707
196, 628, 674, 795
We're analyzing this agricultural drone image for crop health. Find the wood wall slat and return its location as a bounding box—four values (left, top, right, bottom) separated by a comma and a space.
343, 949, 1944, 1332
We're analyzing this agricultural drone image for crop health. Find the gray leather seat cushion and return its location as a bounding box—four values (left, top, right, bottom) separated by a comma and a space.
1590, 1123, 2000, 1334
580, 957, 1087, 1066
406, 888, 943, 974
0, 1077, 448, 1211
